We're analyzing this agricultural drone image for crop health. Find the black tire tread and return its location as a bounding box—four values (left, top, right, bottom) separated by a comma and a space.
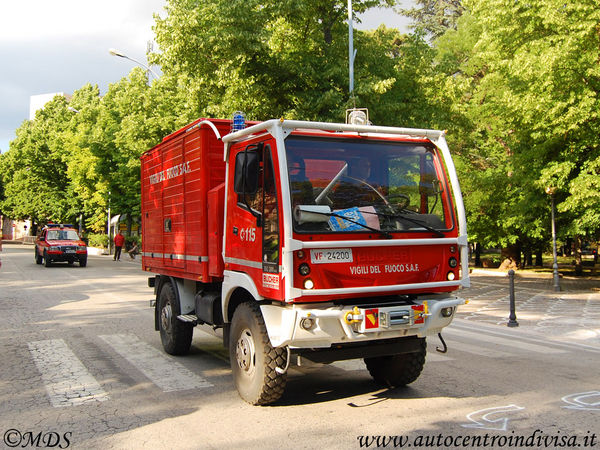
231, 302, 287, 405
159, 281, 193, 356
364, 338, 426, 387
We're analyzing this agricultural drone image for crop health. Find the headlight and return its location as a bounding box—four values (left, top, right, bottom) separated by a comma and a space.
441, 307, 454, 318
303, 279, 314, 290
50, 246, 60, 251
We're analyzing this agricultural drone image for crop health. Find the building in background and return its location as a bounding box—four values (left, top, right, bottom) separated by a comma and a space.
29, 92, 72, 120
1, 216, 31, 240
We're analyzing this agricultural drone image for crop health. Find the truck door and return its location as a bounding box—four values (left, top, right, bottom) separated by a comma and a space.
225, 139, 283, 300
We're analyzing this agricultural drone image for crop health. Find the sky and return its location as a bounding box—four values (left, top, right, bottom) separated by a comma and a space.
0, 2, 411, 153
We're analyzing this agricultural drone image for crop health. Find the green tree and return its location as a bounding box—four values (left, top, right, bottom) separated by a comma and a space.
150, 0, 398, 121
0, 96, 80, 227
399, 0, 465, 39
431, 0, 600, 269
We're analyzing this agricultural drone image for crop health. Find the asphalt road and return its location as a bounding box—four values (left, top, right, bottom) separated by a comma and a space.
1, 243, 599, 449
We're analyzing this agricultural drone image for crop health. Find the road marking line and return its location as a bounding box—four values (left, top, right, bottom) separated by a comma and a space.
444, 328, 566, 354
28, 339, 108, 407
444, 341, 514, 359
426, 352, 453, 362
99, 334, 212, 392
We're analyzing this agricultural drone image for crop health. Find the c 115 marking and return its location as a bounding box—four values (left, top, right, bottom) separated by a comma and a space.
239, 228, 256, 242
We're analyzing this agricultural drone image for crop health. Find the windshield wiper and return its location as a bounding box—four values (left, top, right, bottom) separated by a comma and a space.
362, 210, 445, 238
328, 211, 393, 239
294, 205, 392, 239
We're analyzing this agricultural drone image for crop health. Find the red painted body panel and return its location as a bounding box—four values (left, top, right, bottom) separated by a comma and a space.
141, 119, 232, 282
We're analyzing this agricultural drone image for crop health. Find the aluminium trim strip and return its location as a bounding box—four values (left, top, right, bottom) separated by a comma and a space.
301, 280, 463, 296
290, 237, 460, 250
224, 257, 283, 273
142, 252, 208, 262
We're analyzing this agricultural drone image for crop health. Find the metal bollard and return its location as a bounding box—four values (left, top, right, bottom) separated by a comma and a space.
507, 269, 519, 327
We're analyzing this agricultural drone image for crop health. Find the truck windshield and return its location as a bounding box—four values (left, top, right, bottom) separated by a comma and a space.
286, 136, 453, 235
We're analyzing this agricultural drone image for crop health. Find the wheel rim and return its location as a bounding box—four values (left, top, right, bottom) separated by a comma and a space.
235, 328, 256, 377
161, 302, 172, 332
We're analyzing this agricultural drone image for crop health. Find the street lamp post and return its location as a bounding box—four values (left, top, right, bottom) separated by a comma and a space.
545, 186, 561, 292
108, 48, 159, 79
107, 191, 111, 256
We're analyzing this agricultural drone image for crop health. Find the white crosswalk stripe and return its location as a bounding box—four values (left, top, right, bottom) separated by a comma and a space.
28, 339, 109, 407
445, 327, 567, 354
100, 334, 213, 392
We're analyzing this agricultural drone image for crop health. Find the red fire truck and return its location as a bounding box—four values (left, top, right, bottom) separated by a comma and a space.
141, 114, 470, 405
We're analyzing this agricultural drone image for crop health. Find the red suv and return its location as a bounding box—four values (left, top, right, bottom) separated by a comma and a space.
35, 224, 88, 267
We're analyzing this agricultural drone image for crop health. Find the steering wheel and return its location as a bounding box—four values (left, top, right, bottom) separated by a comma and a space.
386, 192, 410, 210
333, 176, 390, 205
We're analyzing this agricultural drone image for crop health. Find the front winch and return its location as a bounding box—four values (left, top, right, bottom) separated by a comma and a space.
350, 302, 430, 333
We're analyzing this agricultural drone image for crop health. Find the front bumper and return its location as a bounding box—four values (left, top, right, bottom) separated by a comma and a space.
260, 295, 465, 348
47, 251, 87, 262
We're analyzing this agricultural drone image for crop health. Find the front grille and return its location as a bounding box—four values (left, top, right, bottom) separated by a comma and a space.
60, 246, 77, 252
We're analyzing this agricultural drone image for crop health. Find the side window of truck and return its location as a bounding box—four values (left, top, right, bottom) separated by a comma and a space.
262, 147, 279, 265
235, 147, 264, 214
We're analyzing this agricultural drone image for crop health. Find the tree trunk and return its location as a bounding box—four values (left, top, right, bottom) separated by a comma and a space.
474, 243, 482, 267
126, 213, 133, 237
574, 235, 583, 276
535, 249, 543, 267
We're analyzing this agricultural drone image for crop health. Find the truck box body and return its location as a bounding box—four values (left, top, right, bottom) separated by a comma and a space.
141, 119, 231, 282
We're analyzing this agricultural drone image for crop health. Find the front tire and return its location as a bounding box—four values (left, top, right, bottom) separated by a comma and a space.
44, 252, 51, 267
364, 338, 426, 387
158, 281, 193, 355
230, 302, 287, 405
35, 249, 42, 265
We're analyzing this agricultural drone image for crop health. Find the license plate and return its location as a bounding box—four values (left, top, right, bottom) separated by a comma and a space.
65, 250, 76, 253
310, 248, 353, 264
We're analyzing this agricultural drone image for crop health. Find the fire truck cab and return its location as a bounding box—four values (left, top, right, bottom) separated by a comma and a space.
142, 116, 469, 405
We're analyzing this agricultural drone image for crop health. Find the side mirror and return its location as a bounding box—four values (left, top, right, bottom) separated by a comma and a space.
234, 149, 260, 195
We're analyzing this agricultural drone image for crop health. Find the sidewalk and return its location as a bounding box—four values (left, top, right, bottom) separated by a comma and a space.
459, 270, 600, 346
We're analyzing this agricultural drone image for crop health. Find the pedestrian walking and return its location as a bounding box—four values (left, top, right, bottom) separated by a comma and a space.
113, 231, 125, 261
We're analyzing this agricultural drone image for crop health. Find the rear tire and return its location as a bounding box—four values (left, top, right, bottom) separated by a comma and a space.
364, 338, 426, 387
230, 302, 287, 405
158, 281, 193, 355
79, 256, 87, 267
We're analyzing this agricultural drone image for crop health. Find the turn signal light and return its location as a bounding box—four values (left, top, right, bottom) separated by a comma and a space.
447, 271, 456, 281
303, 279, 314, 290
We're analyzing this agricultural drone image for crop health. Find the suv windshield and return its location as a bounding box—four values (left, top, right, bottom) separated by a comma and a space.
47, 229, 80, 240
286, 136, 453, 235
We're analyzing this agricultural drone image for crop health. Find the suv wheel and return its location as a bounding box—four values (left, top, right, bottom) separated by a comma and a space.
44, 251, 52, 267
